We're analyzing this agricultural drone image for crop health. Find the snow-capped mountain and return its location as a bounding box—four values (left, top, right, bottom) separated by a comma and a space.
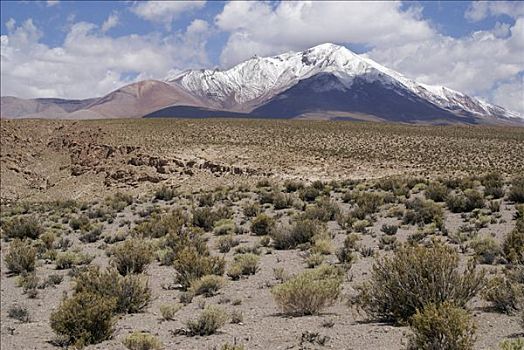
2, 43, 521, 124
166, 43, 520, 122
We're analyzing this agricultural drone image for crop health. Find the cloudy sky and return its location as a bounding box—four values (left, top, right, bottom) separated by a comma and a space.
1, 1, 523, 114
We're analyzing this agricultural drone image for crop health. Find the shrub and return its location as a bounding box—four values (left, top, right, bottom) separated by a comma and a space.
447, 190, 485, 213
227, 253, 259, 280
300, 186, 320, 202
243, 202, 260, 218
446, 193, 468, 213
273, 192, 293, 209
425, 182, 449, 202
407, 302, 476, 350
381, 224, 398, 235
217, 235, 239, 253
8, 304, 30, 322
508, 176, 524, 203
353, 241, 485, 323
272, 219, 321, 249
503, 227, 524, 264
306, 253, 324, 268
271, 264, 343, 316
213, 219, 236, 236
190, 275, 227, 297
355, 192, 384, 215
55, 251, 93, 270
50, 292, 116, 348
186, 305, 228, 336
159, 304, 181, 321
336, 234, 359, 266
311, 235, 333, 255
79, 226, 103, 243
482, 275, 523, 314
403, 199, 444, 228
123, 332, 163, 350
303, 197, 339, 222
69, 215, 91, 231
500, 338, 524, 350
251, 214, 274, 235
3, 216, 44, 240
192, 207, 218, 231
481, 172, 505, 199
5, 239, 36, 274
74, 267, 150, 314
154, 186, 176, 201
173, 247, 225, 289
284, 179, 304, 192
111, 239, 153, 275
470, 236, 501, 264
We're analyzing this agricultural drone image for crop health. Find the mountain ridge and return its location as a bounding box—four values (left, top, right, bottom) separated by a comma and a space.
2, 43, 522, 124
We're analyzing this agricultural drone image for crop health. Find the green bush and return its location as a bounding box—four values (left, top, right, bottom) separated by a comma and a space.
447, 190, 485, 213
216, 235, 239, 253
50, 292, 116, 348
354, 242, 485, 323
227, 253, 259, 280
5, 239, 36, 274
272, 219, 322, 249
403, 198, 444, 228
500, 338, 524, 350
336, 234, 359, 266
425, 182, 449, 202
8, 304, 30, 322
251, 214, 274, 235
69, 215, 91, 231
300, 186, 320, 202
303, 197, 339, 222
284, 179, 304, 192
190, 275, 227, 297
470, 236, 501, 264
173, 247, 225, 289
213, 219, 236, 236
243, 202, 260, 218
508, 176, 524, 203
159, 304, 181, 321
74, 267, 151, 314
355, 192, 384, 215
123, 331, 163, 350
3, 216, 44, 240
407, 302, 476, 350
154, 186, 176, 201
271, 264, 343, 316
481, 172, 505, 199
482, 275, 523, 314
55, 251, 93, 270
503, 226, 524, 264
186, 305, 228, 336
111, 238, 153, 275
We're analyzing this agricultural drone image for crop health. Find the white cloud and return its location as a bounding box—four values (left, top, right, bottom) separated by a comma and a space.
101, 13, 119, 33
215, 1, 435, 67
1, 18, 211, 99
46, 0, 59, 7
131, 1, 206, 27
491, 75, 524, 113
465, 1, 524, 22
366, 17, 524, 113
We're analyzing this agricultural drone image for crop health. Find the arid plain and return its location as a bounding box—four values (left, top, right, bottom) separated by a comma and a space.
1, 118, 524, 350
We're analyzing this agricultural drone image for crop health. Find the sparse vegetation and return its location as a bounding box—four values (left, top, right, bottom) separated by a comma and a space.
186, 305, 228, 336
123, 332, 163, 350
271, 264, 343, 316
5, 239, 36, 274
407, 302, 476, 350
354, 241, 485, 323
50, 292, 116, 348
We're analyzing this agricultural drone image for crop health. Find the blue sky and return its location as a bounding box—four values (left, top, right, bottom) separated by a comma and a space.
1, 1, 523, 114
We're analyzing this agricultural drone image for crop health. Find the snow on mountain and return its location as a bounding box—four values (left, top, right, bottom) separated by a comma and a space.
168, 43, 521, 120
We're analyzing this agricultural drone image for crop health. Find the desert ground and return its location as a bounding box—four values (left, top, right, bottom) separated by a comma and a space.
1, 118, 523, 350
